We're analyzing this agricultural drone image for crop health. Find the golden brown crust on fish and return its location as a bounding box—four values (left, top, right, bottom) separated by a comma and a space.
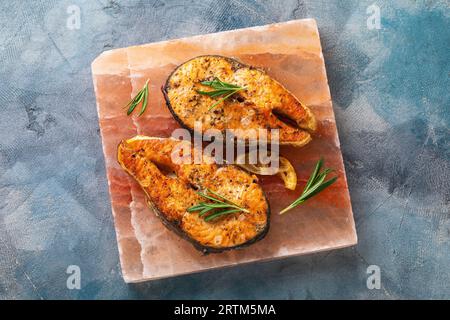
162, 55, 316, 146
117, 136, 270, 253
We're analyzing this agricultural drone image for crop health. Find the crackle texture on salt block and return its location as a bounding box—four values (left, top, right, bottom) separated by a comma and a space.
91, 19, 357, 283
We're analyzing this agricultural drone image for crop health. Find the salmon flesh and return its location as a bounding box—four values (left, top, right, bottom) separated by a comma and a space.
163, 55, 317, 147
117, 136, 270, 253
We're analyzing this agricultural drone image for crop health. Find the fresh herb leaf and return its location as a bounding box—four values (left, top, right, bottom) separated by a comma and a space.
279, 158, 337, 215
125, 80, 149, 116
197, 77, 245, 111
204, 208, 242, 222
188, 188, 249, 222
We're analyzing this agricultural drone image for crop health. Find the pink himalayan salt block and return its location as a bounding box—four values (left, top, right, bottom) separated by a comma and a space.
91, 19, 357, 282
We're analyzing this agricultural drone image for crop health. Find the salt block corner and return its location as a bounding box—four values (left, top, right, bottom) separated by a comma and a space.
91, 48, 129, 76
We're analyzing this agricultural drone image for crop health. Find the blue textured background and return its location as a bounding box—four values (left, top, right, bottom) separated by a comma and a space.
0, 0, 449, 299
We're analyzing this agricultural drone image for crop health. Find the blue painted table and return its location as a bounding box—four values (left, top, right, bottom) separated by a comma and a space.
0, 0, 448, 299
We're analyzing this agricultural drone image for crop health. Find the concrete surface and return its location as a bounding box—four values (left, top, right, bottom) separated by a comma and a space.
0, 0, 448, 299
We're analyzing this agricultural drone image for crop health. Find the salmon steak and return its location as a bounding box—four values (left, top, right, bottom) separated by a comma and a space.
117, 136, 270, 253
163, 55, 317, 147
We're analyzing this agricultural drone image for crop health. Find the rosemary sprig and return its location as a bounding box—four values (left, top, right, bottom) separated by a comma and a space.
197, 77, 245, 111
125, 79, 149, 116
187, 188, 249, 222
279, 158, 337, 215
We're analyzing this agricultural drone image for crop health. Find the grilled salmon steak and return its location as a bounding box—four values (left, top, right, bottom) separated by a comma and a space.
163, 55, 317, 147
117, 136, 270, 253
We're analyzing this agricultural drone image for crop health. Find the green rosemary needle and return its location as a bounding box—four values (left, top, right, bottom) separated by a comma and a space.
125, 79, 149, 116
187, 188, 249, 222
279, 158, 337, 215
197, 77, 245, 111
